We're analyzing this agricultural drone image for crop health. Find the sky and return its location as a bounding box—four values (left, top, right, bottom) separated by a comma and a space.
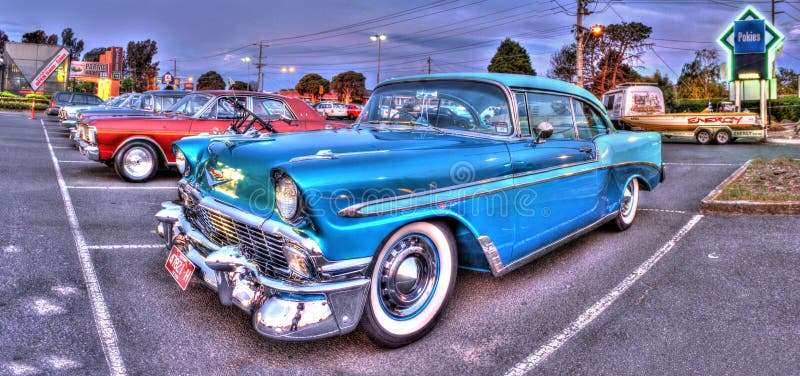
1, 0, 799, 91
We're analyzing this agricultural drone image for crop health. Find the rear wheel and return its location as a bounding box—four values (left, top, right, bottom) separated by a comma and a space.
714, 130, 731, 145
695, 129, 712, 145
609, 178, 640, 231
114, 142, 158, 182
361, 221, 457, 348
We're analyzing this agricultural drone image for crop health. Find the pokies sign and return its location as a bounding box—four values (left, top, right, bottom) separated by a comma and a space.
733, 19, 765, 54
718, 6, 784, 82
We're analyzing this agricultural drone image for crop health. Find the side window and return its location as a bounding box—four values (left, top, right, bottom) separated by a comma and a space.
515, 92, 530, 137
140, 95, 153, 110
527, 93, 576, 140
55, 93, 71, 102
73, 95, 89, 104
253, 97, 294, 119
91, 96, 103, 105
572, 99, 608, 139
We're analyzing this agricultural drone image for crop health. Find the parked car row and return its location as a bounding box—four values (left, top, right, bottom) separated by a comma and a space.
52, 74, 663, 348
314, 102, 362, 119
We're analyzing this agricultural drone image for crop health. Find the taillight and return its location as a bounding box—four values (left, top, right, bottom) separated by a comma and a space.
51, 100, 56, 108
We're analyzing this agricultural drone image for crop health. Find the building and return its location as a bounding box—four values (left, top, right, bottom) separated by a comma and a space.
2, 42, 68, 95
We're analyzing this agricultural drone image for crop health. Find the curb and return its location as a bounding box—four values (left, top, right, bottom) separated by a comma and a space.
700, 159, 800, 215
766, 138, 800, 145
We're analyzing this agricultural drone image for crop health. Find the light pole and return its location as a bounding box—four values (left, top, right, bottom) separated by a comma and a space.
370, 33, 387, 83
241, 57, 251, 87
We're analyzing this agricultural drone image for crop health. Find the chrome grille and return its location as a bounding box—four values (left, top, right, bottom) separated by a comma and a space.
186, 205, 291, 279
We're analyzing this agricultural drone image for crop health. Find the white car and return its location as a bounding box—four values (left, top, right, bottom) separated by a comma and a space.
315, 102, 348, 119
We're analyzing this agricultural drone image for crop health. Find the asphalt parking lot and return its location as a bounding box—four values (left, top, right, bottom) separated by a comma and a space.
1, 111, 798, 375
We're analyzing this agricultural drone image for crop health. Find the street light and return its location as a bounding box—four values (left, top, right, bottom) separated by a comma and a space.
370, 33, 387, 83
241, 56, 252, 82
280, 66, 295, 73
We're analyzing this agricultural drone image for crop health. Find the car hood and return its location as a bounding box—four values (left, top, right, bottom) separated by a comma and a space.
186, 126, 511, 219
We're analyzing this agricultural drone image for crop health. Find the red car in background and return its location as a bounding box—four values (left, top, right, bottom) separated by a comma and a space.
75, 91, 341, 182
346, 104, 362, 120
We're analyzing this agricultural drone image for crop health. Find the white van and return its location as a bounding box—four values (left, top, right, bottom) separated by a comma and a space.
601, 83, 665, 128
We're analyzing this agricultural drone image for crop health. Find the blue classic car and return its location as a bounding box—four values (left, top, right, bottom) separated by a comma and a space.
155, 73, 663, 347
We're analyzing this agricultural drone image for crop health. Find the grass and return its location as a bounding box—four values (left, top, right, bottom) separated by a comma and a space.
718, 157, 800, 202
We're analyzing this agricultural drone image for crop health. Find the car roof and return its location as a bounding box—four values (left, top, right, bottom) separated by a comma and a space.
378, 72, 604, 110
144, 90, 190, 96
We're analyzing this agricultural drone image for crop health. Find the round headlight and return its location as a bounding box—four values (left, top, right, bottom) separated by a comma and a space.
275, 175, 300, 220
175, 148, 188, 174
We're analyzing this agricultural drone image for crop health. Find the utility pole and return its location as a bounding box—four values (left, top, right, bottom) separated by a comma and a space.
172, 59, 177, 81
575, 0, 590, 87
255, 41, 266, 92
772, 0, 784, 25
427, 56, 431, 74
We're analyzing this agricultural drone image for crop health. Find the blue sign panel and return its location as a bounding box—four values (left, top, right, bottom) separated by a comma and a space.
733, 19, 765, 54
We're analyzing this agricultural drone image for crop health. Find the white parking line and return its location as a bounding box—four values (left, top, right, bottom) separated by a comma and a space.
87, 244, 163, 250
640, 208, 688, 214
41, 122, 127, 375
67, 186, 176, 190
663, 162, 739, 166
59, 160, 95, 164
504, 214, 704, 376
52, 146, 73, 149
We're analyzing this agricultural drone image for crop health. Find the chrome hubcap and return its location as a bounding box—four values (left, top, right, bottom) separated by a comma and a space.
379, 235, 438, 319
621, 181, 636, 219
717, 133, 729, 143
698, 132, 709, 143
123, 147, 154, 178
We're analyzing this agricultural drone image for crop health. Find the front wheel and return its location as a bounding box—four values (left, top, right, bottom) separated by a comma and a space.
609, 178, 640, 231
361, 221, 457, 348
114, 142, 158, 182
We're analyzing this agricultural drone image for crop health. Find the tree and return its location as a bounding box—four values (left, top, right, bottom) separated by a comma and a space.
21, 30, 48, 44
295, 73, 330, 104
229, 80, 251, 91
61, 28, 84, 61
83, 47, 108, 62
547, 44, 576, 82
46, 34, 58, 45
677, 48, 727, 99
331, 71, 366, 103
548, 21, 652, 96
0, 29, 8, 55
777, 67, 798, 96
120, 77, 134, 93
197, 71, 225, 90
487, 38, 535, 75
634, 69, 677, 111
127, 40, 159, 92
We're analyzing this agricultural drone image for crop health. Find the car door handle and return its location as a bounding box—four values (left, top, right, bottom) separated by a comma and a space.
579, 147, 594, 153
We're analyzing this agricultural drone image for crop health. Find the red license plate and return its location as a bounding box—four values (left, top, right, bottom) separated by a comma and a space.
165, 246, 195, 290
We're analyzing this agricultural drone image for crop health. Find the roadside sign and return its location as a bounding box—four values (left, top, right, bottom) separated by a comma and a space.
733, 20, 765, 54
30, 49, 69, 92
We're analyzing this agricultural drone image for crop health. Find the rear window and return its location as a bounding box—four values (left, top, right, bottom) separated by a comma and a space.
55, 92, 71, 102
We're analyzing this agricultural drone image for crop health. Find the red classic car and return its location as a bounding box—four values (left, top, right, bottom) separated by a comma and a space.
346, 104, 362, 120
75, 91, 340, 182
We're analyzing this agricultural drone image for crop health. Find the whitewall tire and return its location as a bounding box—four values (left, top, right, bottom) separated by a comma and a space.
361, 221, 457, 348
610, 178, 640, 231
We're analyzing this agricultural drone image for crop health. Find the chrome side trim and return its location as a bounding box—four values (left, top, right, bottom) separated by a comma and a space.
338, 161, 661, 218
482, 212, 618, 277
289, 149, 390, 163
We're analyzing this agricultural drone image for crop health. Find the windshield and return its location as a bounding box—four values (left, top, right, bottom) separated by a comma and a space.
169, 93, 213, 116
121, 94, 141, 108
359, 80, 512, 136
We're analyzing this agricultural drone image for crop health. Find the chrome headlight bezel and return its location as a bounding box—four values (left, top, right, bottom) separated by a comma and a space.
174, 148, 189, 175
274, 172, 301, 222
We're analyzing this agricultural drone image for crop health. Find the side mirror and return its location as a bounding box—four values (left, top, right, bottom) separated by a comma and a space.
534, 122, 554, 144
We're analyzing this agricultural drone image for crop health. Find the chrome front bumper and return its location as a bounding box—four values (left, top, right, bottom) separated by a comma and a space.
74, 135, 100, 161
155, 200, 370, 341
